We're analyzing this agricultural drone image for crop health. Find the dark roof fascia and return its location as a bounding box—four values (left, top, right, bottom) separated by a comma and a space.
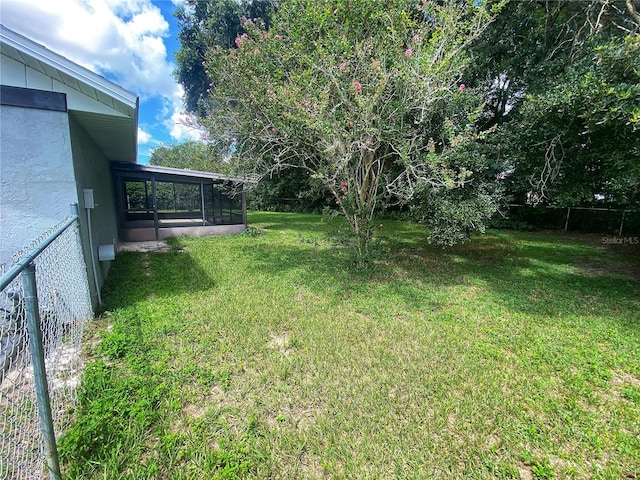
111, 161, 248, 184
0, 85, 67, 111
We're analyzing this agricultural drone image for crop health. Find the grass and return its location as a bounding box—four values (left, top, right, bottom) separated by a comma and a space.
59, 212, 640, 479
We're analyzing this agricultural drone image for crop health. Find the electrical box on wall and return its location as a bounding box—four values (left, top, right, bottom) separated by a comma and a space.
83, 189, 95, 209
98, 244, 116, 262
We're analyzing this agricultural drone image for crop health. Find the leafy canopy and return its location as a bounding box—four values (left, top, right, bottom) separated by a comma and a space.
150, 140, 232, 174
175, 0, 274, 114
470, 0, 640, 207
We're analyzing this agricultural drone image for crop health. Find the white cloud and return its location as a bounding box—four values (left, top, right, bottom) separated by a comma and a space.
163, 84, 208, 142
168, 110, 207, 142
1, 0, 176, 98
0, 0, 194, 150
138, 127, 152, 144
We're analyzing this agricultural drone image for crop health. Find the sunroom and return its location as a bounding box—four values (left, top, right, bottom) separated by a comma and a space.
112, 162, 247, 242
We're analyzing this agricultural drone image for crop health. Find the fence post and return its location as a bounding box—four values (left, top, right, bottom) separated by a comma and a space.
619, 211, 626, 236
21, 263, 62, 480
564, 207, 571, 232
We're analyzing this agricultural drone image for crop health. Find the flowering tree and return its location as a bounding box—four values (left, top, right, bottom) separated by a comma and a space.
204, 0, 503, 256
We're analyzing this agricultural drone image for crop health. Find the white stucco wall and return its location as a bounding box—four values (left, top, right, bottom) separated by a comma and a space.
0, 105, 78, 267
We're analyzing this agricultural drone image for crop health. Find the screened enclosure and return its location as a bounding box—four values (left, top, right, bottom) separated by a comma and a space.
112, 162, 246, 241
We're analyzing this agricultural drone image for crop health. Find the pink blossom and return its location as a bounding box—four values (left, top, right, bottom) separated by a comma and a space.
413, 34, 420, 41
254, 48, 260, 54
459, 84, 466, 91
249, 92, 255, 99
206, 88, 210, 93
275, 34, 282, 40
312, 102, 317, 109
201, 61, 206, 66
339, 62, 347, 72
405, 48, 413, 57
353, 81, 362, 94
241, 33, 248, 39
340, 181, 348, 192
333, 8, 338, 14
235, 37, 242, 47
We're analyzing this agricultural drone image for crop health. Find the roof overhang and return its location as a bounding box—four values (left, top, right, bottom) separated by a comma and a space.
111, 161, 252, 185
0, 25, 139, 162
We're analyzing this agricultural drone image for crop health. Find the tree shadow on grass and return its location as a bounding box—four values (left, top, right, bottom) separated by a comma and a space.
235, 225, 640, 331
402, 230, 639, 330
99, 242, 216, 312
248, 211, 338, 236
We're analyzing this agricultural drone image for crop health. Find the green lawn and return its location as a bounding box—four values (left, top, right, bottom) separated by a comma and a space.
60, 212, 640, 479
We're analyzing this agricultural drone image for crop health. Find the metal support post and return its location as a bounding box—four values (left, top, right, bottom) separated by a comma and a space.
242, 189, 247, 226
200, 182, 206, 226
22, 263, 62, 480
619, 211, 626, 236
152, 176, 159, 240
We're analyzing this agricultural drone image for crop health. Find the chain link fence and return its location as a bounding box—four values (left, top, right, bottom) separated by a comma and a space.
1, 211, 93, 479
496, 204, 640, 235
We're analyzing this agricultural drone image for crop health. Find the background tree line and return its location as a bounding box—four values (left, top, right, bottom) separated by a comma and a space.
153, 0, 639, 253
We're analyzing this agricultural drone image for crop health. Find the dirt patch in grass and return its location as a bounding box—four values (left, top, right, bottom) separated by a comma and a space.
570, 256, 639, 280
141, 254, 151, 276
266, 404, 321, 434
298, 450, 326, 479
561, 232, 640, 280
613, 370, 640, 388
267, 332, 294, 357
517, 465, 534, 480
183, 402, 207, 419
182, 387, 226, 420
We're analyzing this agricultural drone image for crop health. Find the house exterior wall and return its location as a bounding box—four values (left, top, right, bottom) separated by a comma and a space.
1, 31, 139, 311
0, 104, 78, 266
68, 114, 119, 307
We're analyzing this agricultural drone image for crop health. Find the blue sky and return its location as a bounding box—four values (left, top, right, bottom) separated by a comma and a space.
1, 0, 202, 164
